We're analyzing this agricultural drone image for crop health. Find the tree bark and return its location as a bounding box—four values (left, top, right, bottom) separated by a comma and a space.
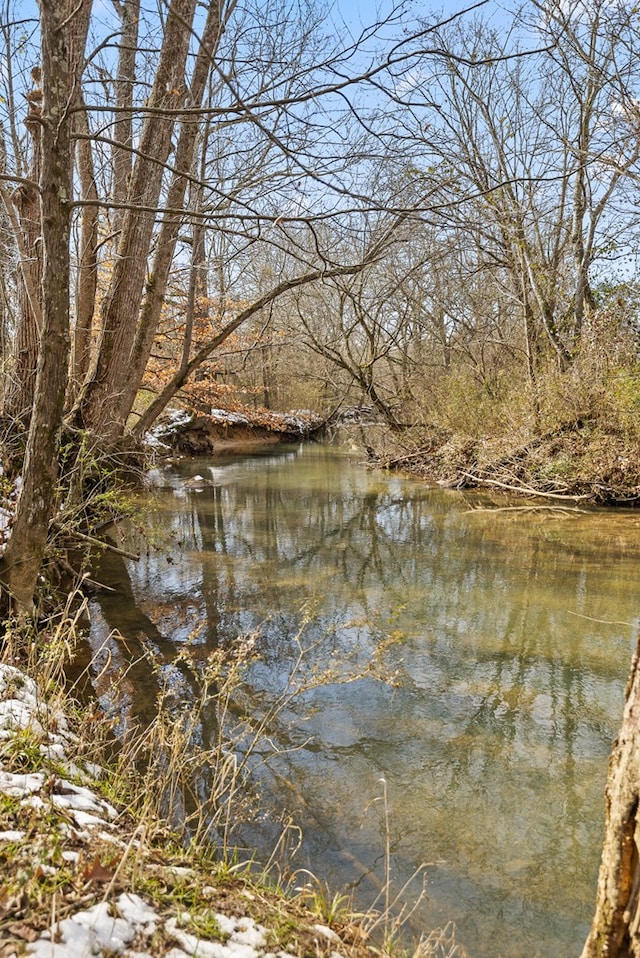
116, 0, 231, 427
71, 98, 99, 394
77, 0, 198, 441
0, 0, 81, 613
112, 0, 140, 237
582, 635, 640, 958
2, 75, 43, 427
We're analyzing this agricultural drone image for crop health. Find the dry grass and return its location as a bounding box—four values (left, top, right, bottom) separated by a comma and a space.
0, 600, 471, 958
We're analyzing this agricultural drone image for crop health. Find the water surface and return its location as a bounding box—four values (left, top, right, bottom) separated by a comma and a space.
87, 443, 640, 958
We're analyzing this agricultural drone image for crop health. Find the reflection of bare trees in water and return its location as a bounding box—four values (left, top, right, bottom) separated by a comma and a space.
86, 448, 636, 954
87, 482, 391, 853
88, 546, 229, 844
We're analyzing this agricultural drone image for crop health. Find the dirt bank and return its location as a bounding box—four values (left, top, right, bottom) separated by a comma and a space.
377, 425, 640, 505
149, 409, 324, 457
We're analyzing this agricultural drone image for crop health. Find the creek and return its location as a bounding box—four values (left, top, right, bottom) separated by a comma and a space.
86, 442, 640, 958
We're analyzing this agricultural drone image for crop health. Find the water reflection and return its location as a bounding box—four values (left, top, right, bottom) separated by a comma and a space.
88, 443, 640, 958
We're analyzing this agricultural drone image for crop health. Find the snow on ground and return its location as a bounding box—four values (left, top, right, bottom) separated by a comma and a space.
0, 663, 345, 958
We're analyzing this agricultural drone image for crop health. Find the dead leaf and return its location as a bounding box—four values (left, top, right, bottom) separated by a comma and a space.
0, 891, 29, 919
7, 921, 38, 942
82, 854, 116, 884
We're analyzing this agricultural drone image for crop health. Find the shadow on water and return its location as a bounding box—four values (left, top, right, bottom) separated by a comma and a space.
85, 443, 640, 958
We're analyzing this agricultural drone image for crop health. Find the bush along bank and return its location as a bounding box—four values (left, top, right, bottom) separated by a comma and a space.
366, 361, 640, 506
375, 425, 640, 504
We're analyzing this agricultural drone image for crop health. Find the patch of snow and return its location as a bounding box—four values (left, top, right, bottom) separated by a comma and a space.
40, 742, 66, 762
0, 699, 46, 737
166, 921, 235, 958
82, 760, 104, 779
144, 409, 194, 448
116, 894, 159, 932
59, 822, 91, 842
66, 808, 114, 829
165, 913, 270, 958
28, 895, 158, 958
312, 925, 340, 942
209, 409, 249, 425
0, 829, 26, 841
0, 770, 45, 796
28, 918, 95, 957
50, 780, 117, 820
144, 432, 171, 450
168, 409, 193, 425
215, 915, 267, 949
98, 828, 125, 844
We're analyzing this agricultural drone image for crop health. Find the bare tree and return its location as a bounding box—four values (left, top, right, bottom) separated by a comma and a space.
1, 0, 90, 612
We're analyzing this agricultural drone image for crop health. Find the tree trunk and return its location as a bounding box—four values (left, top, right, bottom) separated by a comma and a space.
117, 0, 230, 428
112, 0, 140, 237
71, 99, 99, 394
77, 0, 198, 441
0, 0, 79, 613
582, 635, 640, 958
2, 76, 43, 427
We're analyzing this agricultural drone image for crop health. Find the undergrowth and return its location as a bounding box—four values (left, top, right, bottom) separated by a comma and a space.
0, 596, 471, 958
378, 350, 640, 504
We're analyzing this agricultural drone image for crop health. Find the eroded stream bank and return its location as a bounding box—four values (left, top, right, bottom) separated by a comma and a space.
86, 443, 639, 958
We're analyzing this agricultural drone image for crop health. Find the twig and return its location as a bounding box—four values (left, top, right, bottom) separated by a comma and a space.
383, 450, 434, 466
567, 610, 635, 628
55, 526, 140, 560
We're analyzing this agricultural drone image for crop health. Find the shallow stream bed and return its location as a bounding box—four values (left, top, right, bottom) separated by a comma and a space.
86, 443, 640, 958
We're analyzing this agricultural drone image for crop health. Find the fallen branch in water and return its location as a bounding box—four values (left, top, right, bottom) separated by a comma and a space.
465, 504, 588, 514
460, 472, 591, 501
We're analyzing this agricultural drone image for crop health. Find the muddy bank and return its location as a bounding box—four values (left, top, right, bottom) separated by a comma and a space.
148, 408, 324, 457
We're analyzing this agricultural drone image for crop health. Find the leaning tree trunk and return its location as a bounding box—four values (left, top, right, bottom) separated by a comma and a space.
77, 0, 197, 442
581, 636, 640, 957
